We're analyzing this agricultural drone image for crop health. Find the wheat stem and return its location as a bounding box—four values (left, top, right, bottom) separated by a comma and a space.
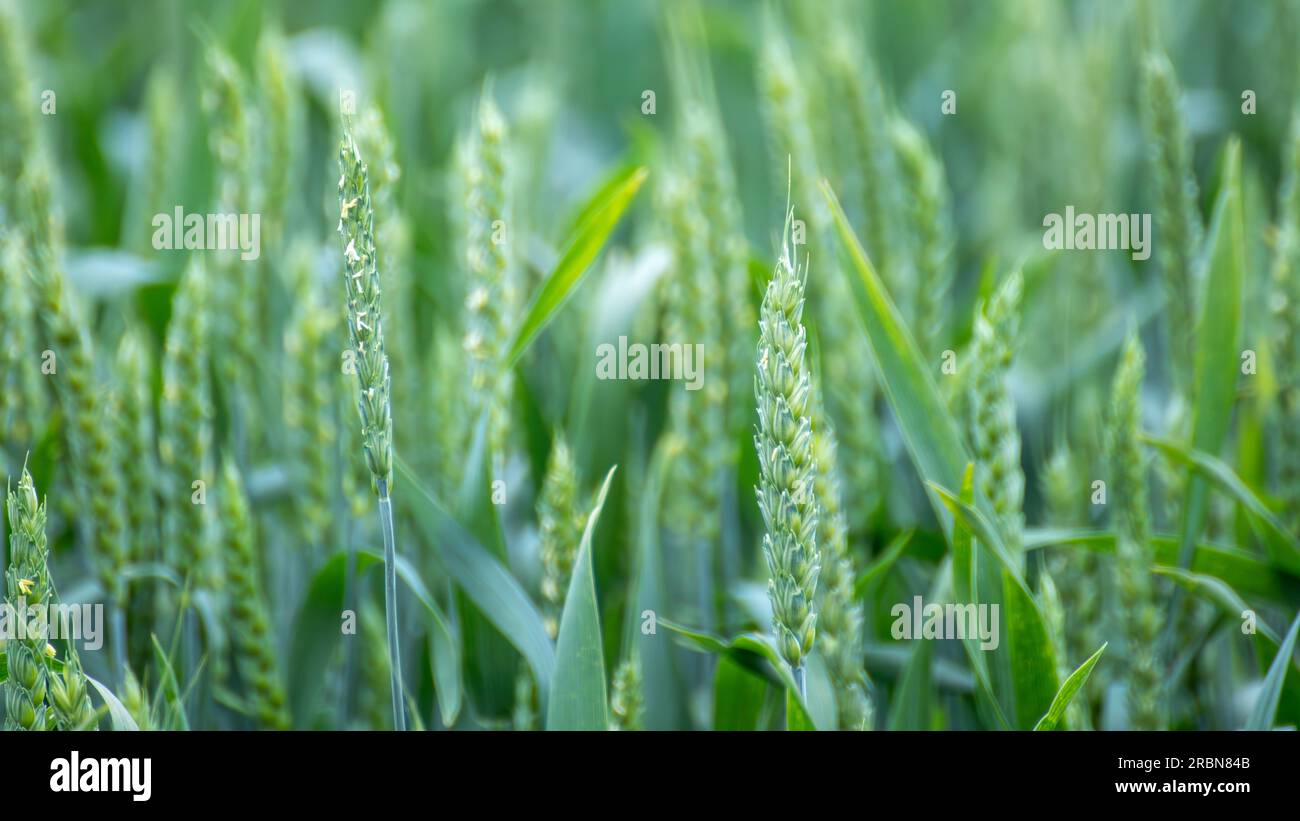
377, 480, 406, 731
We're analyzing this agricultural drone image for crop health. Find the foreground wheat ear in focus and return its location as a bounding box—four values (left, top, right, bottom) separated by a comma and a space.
0, 0, 1295, 732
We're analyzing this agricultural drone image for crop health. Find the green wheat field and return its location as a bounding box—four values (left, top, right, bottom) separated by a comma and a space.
1, 0, 1298, 732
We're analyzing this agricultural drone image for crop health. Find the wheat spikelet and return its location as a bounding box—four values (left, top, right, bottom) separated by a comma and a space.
658, 169, 726, 554
3, 468, 97, 730
1108, 330, 1163, 729
608, 657, 644, 730
890, 117, 954, 360
809, 385, 871, 729
217, 461, 291, 729
202, 45, 259, 400
755, 206, 820, 682
460, 93, 517, 462
283, 246, 338, 551
1139, 47, 1201, 395
967, 270, 1025, 553
160, 260, 219, 594
0, 232, 46, 455
537, 435, 586, 639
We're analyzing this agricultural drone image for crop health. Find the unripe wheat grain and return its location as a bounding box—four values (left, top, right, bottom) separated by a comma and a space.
755, 206, 820, 686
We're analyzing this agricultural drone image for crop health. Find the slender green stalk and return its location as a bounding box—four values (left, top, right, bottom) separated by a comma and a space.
755, 205, 820, 687
377, 483, 404, 731
337, 116, 404, 731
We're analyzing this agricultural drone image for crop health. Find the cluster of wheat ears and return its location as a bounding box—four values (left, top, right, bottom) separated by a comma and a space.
0, 0, 1297, 731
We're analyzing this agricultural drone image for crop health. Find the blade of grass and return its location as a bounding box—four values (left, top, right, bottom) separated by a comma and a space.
1143, 433, 1300, 574
546, 466, 617, 730
1170, 139, 1244, 647
1245, 610, 1300, 730
1024, 527, 1299, 605
931, 478, 1060, 728
506, 166, 648, 367
820, 180, 971, 527
1034, 642, 1107, 731
394, 454, 555, 704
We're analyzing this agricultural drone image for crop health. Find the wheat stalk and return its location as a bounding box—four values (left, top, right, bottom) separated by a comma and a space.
758, 20, 883, 533
890, 116, 954, 360
3, 466, 96, 730
1042, 444, 1098, 728
657, 168, 726, 625
284, 246, 338, 553
337, 115, 404, 731
608, 657, 644, 731
3, 466, 55, 730
255, 28, 297, 248
461, 92, 517, 462
683, 108, 754, 443
1108, 330, 1163, 729
1271, 111, 1300, 533
825, 28, 909, 314
968, 270, 1025, 554
116, 327, 160, 569
755, 205, 820, 693
1139, 47, 1201, 396
809, 385, 871, 729
0, 232, 46, 456
537, 435, 586, 639
218, 461, 291, 729
160, 260, 219, 594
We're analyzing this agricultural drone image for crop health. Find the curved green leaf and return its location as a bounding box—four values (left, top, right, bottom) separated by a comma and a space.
86, 673, 140, 731
713, 655, 769, 730
395, 454, 555, 703
931, 479, 1060, 729
1024, 527, 1299, 605
507, 166, 648, 367
1245, 610, 1300, 730
365, 551, 462, 727
821, 181, 971, 531
1143, 433, 1300, 574
547, 466, 618, 730
1034, 642, 1107, 731
854, 529, 914, 597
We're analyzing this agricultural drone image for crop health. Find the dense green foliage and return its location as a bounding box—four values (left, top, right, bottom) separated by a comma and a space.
0, 0, 1297, 731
